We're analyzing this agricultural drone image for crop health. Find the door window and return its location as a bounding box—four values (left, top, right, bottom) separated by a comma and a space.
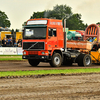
48, 29, 56, 37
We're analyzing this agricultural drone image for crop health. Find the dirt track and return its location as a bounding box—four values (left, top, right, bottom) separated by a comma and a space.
0, 73, 100, 100
0, 61, 100, 100
0, 60, 100, 71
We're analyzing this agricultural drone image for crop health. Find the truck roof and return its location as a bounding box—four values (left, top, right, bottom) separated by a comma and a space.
26, 18, 63, 28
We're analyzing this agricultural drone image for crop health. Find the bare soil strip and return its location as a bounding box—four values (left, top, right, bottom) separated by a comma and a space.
0, 61, 100, 72
0, 74, 100, 100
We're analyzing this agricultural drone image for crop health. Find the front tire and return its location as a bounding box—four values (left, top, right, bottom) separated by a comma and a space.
28, 59, 40, 66
50, 53, 62, 67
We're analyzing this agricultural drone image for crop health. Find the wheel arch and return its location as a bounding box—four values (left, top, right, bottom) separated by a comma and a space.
52, 50, 63, 57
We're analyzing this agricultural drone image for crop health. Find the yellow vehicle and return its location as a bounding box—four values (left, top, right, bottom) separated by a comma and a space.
84, 24, 100, 64
16, 32, 22, 41
0, 31, 22, 41
90, 50, 100, 63
1, 31, 11, 40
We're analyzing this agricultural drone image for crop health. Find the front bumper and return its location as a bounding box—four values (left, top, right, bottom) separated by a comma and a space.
22, 55, 50, 60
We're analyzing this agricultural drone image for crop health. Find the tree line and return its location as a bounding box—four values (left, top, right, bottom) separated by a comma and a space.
0, 4, 100, 30
23, 4, 88, 30
0, 10, 11, 28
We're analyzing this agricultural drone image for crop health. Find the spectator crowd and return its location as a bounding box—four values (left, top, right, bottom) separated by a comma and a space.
0, 37, 22, 47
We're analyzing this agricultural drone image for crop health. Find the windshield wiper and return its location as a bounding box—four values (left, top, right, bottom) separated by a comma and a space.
28, 42, 38, 50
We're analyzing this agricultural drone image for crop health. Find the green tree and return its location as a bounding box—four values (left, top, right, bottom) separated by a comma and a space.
0, 10, 11, 28
66, 14, 88, 30
48, 4, 72, 19
96, 22, 100, 25
15, 29, 19, 32
31, 11, 45, 19
23, 4, 87, 30
30, 5, 72, 19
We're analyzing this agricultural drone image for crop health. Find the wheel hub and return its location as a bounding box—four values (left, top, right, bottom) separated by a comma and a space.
85, 56, 90, 65
54, 57, 60, 65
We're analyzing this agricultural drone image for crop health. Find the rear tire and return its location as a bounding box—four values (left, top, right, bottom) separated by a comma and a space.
28, 59, 40, 66
50, 53, 62, 67
76, 54, 91, 67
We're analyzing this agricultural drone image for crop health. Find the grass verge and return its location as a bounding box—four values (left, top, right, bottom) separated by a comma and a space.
0, 55, 22, 60
1, 68, 100, 77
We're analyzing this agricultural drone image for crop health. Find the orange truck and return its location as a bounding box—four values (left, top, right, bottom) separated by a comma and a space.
22, 18, 92, 67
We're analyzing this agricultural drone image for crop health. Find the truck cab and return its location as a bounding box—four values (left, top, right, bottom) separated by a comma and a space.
22, 18, 64, 67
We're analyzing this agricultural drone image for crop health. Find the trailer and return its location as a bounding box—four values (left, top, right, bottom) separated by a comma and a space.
22, 18, 92, 67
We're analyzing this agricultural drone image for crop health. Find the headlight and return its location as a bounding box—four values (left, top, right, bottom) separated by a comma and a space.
23, 51, 26, 55
41, 52, 45, 54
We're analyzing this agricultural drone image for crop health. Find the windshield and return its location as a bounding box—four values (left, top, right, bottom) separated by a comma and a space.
23, 27, 47, 39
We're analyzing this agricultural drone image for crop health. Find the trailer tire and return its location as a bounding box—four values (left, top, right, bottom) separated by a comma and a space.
28, 59, 40, 66
77, 54, 91, 67
50, 53, 62, 67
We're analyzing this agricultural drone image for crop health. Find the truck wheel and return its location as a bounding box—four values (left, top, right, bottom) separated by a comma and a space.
28, 59, 40, 66
77, 54, 91, 67
50, 53, 62, 67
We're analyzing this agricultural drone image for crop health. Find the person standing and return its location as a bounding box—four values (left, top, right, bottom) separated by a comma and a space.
8, 37, 13, 47
2, 38, 7, 47
14, 39, 18, 47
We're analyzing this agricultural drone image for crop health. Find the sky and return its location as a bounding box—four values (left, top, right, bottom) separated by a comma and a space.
0, 0, 100, 30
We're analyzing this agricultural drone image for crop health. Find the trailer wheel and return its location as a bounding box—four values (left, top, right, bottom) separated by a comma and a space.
28, 59, 40, 66
50, 53, 62, 67
77, 54, 91, 67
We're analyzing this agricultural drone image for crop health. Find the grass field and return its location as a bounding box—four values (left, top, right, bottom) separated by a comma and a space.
0, 68, 100, 77
0, 55, 23, 60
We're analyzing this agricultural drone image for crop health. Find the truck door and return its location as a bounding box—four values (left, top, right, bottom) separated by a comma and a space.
47, 28, 57, 50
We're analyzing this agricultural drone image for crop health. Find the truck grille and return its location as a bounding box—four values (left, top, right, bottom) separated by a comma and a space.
23, 42, 45, 50
28, 51, 38, 55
